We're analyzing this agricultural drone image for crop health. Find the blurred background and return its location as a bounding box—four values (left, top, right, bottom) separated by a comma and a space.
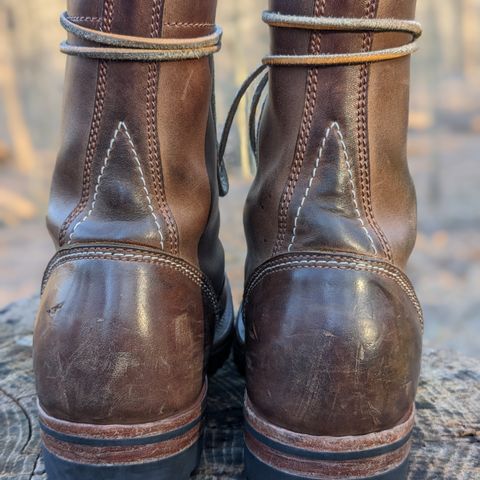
0, 0, 478, 357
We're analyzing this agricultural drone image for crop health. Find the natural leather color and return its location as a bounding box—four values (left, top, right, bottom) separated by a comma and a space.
35, 0, 230, 427
243, 0, 422, 439
35, 248, 215, 424
245, 253, 422, 436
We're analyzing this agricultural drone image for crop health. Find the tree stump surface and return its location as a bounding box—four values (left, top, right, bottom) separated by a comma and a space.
0, 297, 478, 479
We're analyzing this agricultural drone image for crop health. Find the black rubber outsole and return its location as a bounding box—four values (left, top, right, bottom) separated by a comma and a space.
43, 436, 203, 480
244, 447, 410, 480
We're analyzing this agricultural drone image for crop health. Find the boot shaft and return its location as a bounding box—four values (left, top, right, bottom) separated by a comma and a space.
240, 2, 423, 472
245, 0, 418, 278
49, 0, 224, 291
35, 0, 233, 449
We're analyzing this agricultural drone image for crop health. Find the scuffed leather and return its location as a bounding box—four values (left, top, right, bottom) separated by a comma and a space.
35, 254, 215, 424
36, 0, 227, 425
243, 0, 422, 438
245, 253, 422, 436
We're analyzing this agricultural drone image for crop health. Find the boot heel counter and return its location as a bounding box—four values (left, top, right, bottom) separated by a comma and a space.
244, 253, 422, 437
34, 249, 216, 424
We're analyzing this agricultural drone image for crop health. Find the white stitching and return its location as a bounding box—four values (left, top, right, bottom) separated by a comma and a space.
68, 123, 121, 244
44, 249, 219, 315
68, 121, 165, 249
245, 258, 423, 323
165, 21, 214, 28
68, 16, 101, 22
287, 122, 378, 255
288, 124, 331, 252
51, 252, 203, 287
334, 123, 378, 255
121, 122, 165, 249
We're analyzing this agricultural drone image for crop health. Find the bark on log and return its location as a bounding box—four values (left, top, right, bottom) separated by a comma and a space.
0, 297, 479, 479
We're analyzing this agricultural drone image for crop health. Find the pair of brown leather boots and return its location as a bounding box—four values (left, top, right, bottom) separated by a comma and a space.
33, 1, 423, 479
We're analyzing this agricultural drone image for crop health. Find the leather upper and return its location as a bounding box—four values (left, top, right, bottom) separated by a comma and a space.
35, 247, 217, 424
243, 0, 422, 437
244, 253, 422, 436
35, 0, 227, 424
48, 0, 224, 292
244, 0, 418, 277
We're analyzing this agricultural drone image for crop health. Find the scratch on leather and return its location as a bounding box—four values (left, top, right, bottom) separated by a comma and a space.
245, 255, 423, 326
67, 121, 165, 249
288, 122, 377, 255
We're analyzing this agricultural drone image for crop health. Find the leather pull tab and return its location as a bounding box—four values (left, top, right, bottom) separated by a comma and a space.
218, 160, 229, 197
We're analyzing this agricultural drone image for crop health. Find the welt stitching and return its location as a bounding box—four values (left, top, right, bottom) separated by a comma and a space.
273, 0, 326, 255
356, 0, 393, 260
245, 260, 423, 323
58, 0, 114, 245
287, 122, 377, 254
43, 251, 218, 314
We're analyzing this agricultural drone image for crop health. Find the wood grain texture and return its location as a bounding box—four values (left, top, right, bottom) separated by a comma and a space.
0, 297, 478, 479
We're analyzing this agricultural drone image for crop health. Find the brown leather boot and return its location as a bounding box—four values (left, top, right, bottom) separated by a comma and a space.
235, 1, 423, 479
33, 1, 233, 478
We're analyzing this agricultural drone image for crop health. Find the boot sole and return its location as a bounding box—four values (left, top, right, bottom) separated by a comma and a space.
244, 395, 415, 480
38, 282, 234, 479
39, 382, 206, 480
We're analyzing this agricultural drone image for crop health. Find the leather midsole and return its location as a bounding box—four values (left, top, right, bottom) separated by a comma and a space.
38, 381, 207, 465
244, 395, 415, 478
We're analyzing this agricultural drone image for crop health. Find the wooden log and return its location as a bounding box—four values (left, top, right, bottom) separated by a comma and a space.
0, 297, 478, 479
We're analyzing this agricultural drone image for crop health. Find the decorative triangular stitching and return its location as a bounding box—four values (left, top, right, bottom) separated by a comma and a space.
288, 121, 377, 254
68, 121, 165, 249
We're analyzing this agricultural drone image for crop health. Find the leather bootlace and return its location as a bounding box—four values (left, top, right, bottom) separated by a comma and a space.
60, 11, 225, 194
216, 11, 422, 196
60, 12, 222, 61
59, 11, 421, 197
